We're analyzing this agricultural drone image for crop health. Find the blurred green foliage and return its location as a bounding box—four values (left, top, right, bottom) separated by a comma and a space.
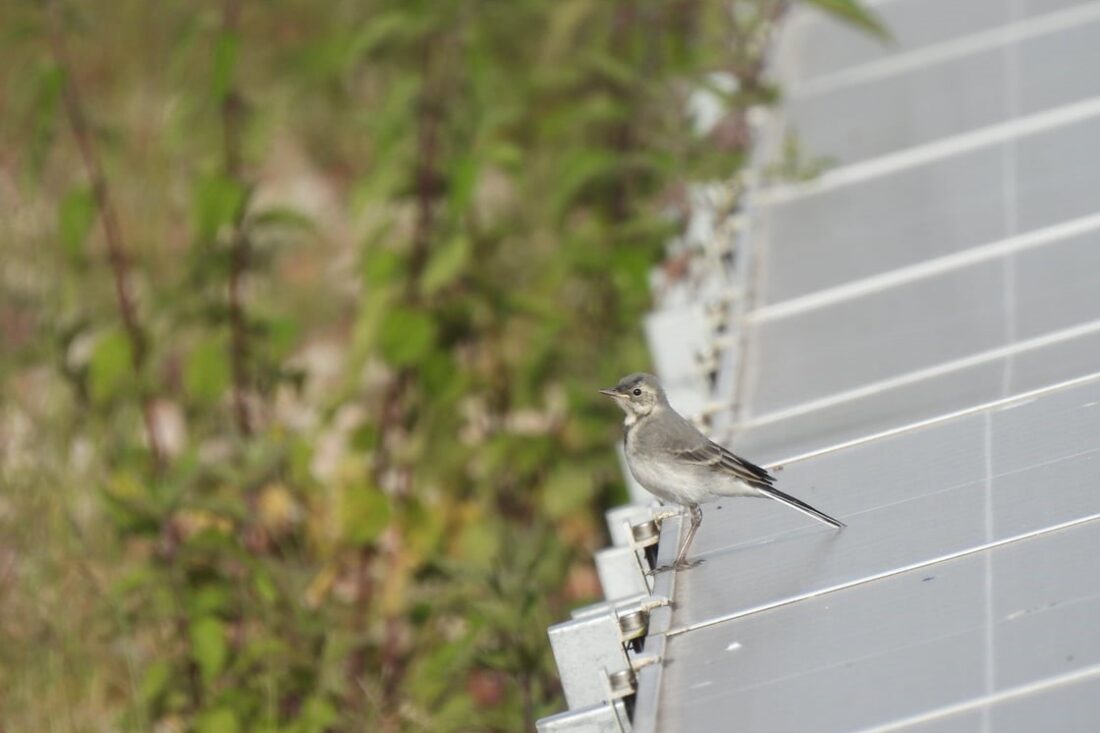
0, 0, 880, 731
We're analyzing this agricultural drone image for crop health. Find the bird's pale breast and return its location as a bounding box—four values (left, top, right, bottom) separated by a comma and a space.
625, 419, 761, 505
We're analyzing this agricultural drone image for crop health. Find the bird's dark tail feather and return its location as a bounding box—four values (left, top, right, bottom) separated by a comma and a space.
760, 485, 845, 528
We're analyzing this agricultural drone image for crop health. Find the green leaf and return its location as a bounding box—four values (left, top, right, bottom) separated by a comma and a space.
193, 173, 246, 241
58, 187, 95, 261
803, 0, 891, 40
28, 64, 64, 179
551, 148, 619, 217
196, 707, 240, 733
211, 31, 239, 101
190, 616, 228, 684
377, 307, 437, 367
259, 315, 300, 360
362, 248, 404, 287
253, 571, 277, 605
454, 518, 500, 569
187, 584, 232, 616
88, 330, 134, 404
249, 206, 315, 234
184, 337, 231, 404
420, 236, 470, 295
540, 466, 593, 520
406, 633, 477, 706
139, 659, 172, 705
297, 696, 338, 733
341, 484, 391, 546
448, 154, 480, 211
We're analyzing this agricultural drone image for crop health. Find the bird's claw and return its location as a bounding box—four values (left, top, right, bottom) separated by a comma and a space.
647, 558, 704, 575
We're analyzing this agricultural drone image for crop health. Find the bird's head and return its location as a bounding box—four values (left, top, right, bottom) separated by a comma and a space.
599, 372, 667, 422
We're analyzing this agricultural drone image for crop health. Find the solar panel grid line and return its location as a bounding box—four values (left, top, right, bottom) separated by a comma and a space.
761, 369, 1100, 469
849, 662, 1100, 733
744, 210, 1100, 325
997, 0, 1024, 413
758, 93, 1100, 205
774, 0, 1100, 91
771, 0, 1005, 87
664, 511, 1100, 638
981, 412, 997, 733
738, 318, 1100, 428
768, 6, 1100, 192
789, 1, 1100, 99
728, 323, 1100, 465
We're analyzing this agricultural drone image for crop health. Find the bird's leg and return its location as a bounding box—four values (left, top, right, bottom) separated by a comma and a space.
672, 504, 703, 569
651, 507, 684, 522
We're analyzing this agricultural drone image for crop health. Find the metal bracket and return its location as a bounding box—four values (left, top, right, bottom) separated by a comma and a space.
548, 611, 633, 710
536, 700, 633, 733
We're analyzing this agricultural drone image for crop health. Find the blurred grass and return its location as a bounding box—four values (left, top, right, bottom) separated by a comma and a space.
0, 0, 881, 730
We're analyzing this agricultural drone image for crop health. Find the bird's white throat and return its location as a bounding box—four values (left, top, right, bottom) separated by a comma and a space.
622, 403, 659, 430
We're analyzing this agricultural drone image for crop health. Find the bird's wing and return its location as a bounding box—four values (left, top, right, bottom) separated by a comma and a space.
672, 439, 775, 489
673, 439, 845, 527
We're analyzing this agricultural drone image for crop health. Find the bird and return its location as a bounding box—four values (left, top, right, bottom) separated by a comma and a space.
600, 372, 844, 569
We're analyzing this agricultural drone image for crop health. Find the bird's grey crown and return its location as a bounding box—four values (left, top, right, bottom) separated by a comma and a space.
614, 372, 661, 394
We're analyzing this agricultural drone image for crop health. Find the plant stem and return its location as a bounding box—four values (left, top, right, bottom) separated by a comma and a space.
45, 0, 165, 469
406, 56, 440, 300
222, 0, 252, 436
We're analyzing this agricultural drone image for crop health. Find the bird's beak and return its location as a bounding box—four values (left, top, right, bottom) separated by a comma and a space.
599, 387, 620, 398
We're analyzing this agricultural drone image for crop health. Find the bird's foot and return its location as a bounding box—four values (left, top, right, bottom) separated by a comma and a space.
647, 557, 704, 575
651, 508, 685, 522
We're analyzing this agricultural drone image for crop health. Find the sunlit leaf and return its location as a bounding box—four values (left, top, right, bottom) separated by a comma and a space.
448, 154, 480, 211
190, 616, 228, 684
211, 31, 239, 101
58, 186, 95, 261
253, 571, 277, 605
341, 484, 391, 546
362, 248, 405, 287
406, 631, 477, 706
802, 0, 891, 40
298, 696, 339, 733
454, 518, 500, 568
378, 307, 437, 366
139, 659, 172, 705
541, 466, 593, 520
352, 11, 427, 56
99, 472, 160, 534
28, 64, 64, 178
551, 148, 619, 217
258, 315, 300, 360
196, 707, 239, 733
420, 235, 470, 295
88, 329, 133, 404
193, 173, 246, 241
187, 584, 231, 617
184, 337, 231, 404
249, 206, 315, 234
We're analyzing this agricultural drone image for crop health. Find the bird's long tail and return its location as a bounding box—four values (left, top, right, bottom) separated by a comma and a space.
759, 485, 845, 528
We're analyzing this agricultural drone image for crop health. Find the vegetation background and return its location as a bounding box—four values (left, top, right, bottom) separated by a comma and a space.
0, 1, 880, 731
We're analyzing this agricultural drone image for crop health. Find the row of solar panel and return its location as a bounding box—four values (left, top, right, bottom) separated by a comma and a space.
644, 1, 1100, 730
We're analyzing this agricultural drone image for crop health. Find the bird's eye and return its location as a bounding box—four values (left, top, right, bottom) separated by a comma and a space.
632, 388, 642, 396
